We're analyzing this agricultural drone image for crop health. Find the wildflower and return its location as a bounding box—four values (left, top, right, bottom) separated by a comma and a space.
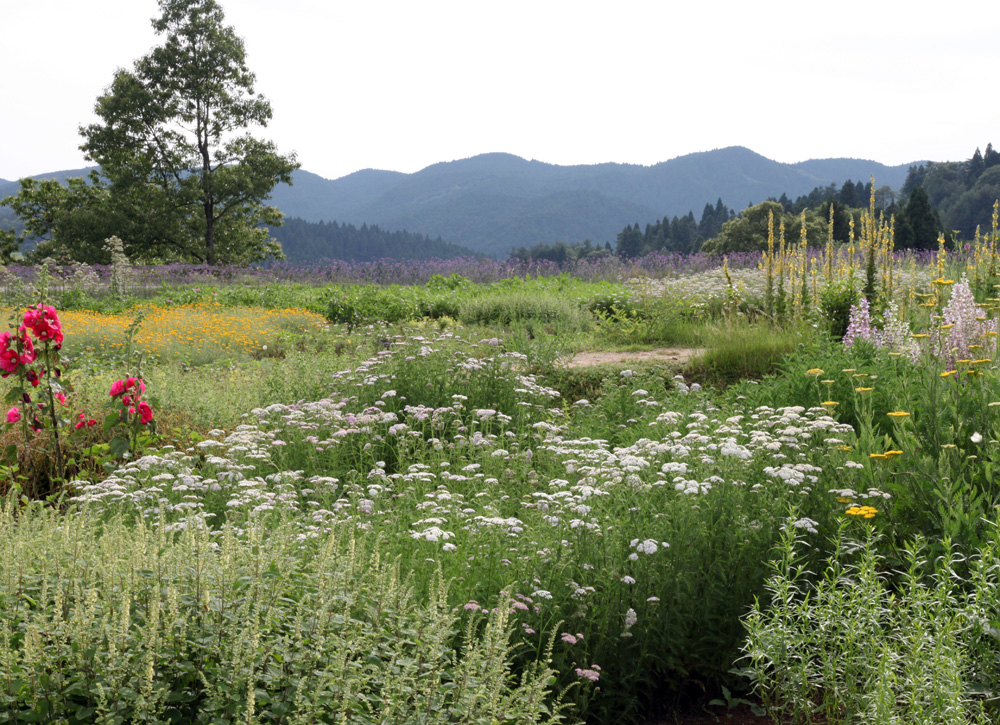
821, 401, 839, 407
21, 304, 63, 347
561, 633, 579, 645
5, 407, 21, 424
941, 370, 957, 378
846, 505, 877, 518
869, 453, 888, 460
855, 387, 873, 393
806, 368, 825, 376
575, 668, 600, 682
972, 432, 983, 443
887, 412, 910, 418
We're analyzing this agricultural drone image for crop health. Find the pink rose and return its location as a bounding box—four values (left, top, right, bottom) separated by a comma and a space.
5, 407, 21, 424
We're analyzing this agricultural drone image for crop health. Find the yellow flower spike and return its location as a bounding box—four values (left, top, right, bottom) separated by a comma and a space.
887, 411, 910, 417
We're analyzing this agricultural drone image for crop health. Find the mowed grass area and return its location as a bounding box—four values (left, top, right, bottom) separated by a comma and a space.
6, 229, 1000, 723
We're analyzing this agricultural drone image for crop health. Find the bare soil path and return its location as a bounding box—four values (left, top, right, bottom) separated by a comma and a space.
562, 348, 704, 368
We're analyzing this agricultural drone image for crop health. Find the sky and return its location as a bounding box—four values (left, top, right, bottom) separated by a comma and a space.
2, 0, 998, 182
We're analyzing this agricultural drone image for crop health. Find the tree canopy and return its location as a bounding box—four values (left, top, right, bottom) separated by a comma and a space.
17, 0, 299, 265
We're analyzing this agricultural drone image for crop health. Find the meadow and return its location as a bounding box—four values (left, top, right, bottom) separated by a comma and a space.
4, 203, 1000, 723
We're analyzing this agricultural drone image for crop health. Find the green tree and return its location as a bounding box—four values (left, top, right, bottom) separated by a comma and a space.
78, 0, 298, 264
897, 187, 939, 249
0, 228, 16, 263
2, 173, 122, 263
615, 223, 644, 258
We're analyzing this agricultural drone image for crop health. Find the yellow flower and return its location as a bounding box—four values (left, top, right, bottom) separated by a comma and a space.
941, 370, 957, 378
806, 368, 825, 376
887, 411, 910, 417
911, 334, 929, 339
855, 387, 873, 393
884, 450, 903, 457
836, 496, 853, 503
941, 323, 955, 330
869, 453, 888, 460
852, 373, 869, 379
846, 505, 878, 518
821, 401, 839, 407
837, 445, 853, 451
842, 368, 857, 373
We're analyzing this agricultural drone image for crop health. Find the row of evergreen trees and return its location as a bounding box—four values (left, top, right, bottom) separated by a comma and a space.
267, 217, 478, 263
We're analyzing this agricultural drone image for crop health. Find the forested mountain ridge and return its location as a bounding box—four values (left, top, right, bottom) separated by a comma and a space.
265, 148, 917, 255
2, 148, 921, 259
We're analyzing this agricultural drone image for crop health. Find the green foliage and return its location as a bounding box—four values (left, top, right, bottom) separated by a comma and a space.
701, 201, 826, 255
0, 501, 565, 724
685, 320, 808, 386
457, 292, 587, 330
743, 527, 998, 723
819, 280, 860, 340
77, 0, 298, 265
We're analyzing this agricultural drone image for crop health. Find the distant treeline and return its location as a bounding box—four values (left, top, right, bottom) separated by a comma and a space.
267, 217, 479, 263
901, 143, 1000, 240
511, 148, 1000, 261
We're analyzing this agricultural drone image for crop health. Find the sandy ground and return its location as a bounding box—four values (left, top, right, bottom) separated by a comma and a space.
562, 348, 704, 368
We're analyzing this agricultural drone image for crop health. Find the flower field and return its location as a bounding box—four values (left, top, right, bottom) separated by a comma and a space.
5, 212, 1000, 722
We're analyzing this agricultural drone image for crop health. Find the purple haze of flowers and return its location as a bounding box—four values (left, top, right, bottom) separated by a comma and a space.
935, 278, 998, 369
2, 252, 757, 292
843, 298, 883, 348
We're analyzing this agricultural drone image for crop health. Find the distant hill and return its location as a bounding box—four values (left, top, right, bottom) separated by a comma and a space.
2, 149, 923, 258
267, 148, 920, 255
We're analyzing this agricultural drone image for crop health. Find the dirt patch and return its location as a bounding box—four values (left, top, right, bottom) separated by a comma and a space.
562, 348, 704, 369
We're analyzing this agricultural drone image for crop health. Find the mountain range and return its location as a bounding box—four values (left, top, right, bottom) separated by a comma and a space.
1, 146, 922, 257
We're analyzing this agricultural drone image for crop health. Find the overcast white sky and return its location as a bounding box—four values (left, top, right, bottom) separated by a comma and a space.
2, 0, 997, 182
